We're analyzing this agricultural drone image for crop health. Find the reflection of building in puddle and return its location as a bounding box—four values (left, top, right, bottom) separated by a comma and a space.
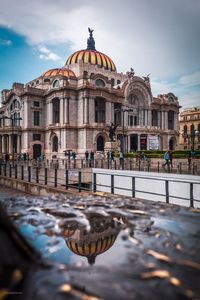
63, 214, 127, 265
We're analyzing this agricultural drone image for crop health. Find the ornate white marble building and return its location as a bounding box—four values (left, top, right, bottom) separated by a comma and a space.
0, 29, 180, 159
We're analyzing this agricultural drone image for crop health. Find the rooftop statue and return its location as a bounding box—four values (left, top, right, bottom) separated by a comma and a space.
142, 74, 150, 83
127, 67, 135, 79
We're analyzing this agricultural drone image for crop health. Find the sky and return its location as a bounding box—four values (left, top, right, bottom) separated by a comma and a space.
0, 0, 200, 109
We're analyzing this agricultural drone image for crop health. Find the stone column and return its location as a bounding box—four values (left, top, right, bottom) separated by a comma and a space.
60, 98, 64, 124
83, 97, 89, 124
2, 136, 5, 153
23, 100, 28, 128
49, 101, 53, 125
137, 134, 141, 151
9, 135, 12, 154
162, 111, 165, 129
17, 135, 21, 153
165, 111, 168, 130
158, 110, 161, 129
88, 97, 95, 124
106, 102, 112, 125
148, 109, 152, 127
64, 98, 69, 124
147, 134, 150, 150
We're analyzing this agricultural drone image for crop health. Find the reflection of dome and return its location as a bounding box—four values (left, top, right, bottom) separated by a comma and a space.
66, 234, 117, 265
65, 29, 116, 72
43, 68, 76, 78
64, 214, 126, 265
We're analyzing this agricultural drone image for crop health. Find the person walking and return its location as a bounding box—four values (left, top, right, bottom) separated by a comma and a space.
163, 150, 170, 171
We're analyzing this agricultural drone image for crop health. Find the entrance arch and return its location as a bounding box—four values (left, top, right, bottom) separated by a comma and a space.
169, 137, 176, 150
33, 144, 42, 159
97, 135, 105, 151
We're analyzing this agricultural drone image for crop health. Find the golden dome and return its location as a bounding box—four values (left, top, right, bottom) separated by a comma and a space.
43, 68, 76, 78
66, 50, 116, 72
65, 28, 116, 72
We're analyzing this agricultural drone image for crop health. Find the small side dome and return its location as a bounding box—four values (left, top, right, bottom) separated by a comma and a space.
43, 68, 76, 78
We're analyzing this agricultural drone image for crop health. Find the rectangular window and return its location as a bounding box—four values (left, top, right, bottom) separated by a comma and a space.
129, 115, 133, 126
34, 101, 40, 107
33, 134, 41, 140
34, 111, 40, 126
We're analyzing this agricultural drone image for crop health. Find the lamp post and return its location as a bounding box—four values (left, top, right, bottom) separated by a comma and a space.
182, 129, 199, 151
115, 107, 133, 155
1, 115, 22, 166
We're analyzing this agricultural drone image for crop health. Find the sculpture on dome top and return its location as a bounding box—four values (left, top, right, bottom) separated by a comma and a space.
142, 74, 150, 83
87, 27, 96, 50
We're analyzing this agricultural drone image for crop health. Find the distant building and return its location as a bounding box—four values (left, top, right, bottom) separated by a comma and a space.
179, 107, 200, 150
0, 29, 180, 159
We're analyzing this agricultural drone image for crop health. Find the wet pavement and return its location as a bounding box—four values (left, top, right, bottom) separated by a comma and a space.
0, 185, 200, 300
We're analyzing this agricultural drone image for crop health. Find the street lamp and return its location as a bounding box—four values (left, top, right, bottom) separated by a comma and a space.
181, 129, 199, 151
0, 115, 22, 166
115, 107, 133, 155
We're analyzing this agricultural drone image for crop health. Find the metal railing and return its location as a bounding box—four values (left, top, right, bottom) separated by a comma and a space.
0, 162, 200, 208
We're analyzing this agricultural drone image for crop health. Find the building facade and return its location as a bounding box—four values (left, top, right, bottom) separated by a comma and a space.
0, 29, 180, 159
179, 107, 200, 150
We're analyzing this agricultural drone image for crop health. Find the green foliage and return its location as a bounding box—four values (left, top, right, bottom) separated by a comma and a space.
126, 150, 200, 158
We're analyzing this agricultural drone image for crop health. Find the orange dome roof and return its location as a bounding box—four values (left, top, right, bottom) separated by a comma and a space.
43, 68, 76, 78
65, 50, 116, 72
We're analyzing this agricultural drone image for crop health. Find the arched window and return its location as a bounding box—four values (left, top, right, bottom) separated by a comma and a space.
95, 79, 105, 87
97, 135, 105, 151
168, 110, 174, 130
184, 125, 187, 135
152, 110, 158, 126
53, 80, 60, 88
95, 98, 105, 123
191, 124, 195, 134
52, 99, 60, 124
52, 136, 58, 152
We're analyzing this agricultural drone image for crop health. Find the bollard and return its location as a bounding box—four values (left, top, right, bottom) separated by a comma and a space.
93, 173, 96, 192
192, 162, 195, 175
65, 170, 68, 190
15, 165, 17, 179
4, 164, 6, 177
179, 162, 182, 174
36, 167, 39, 183
157, 161, 160, 173
9, 164, 12, 177
78, 171, 81, 192
28, 166, 31, 182
54, 168, 57, 187
147, 160, 150, 172
0, 164, 2, 176
21, 165, 24, 180
45, 168, 47, 185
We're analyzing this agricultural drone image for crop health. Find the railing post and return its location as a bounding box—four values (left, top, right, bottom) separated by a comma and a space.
157, 161, 160, 173
15, 164, 17, 179
45, 168, 47, 185
132, 176, 135, 198
78, 171, 81, 192
111, 174, 114, 194
28, 166, 31, 182
165, 180, 169, 203
36, 167, 39, 183
93, 173, 96, 192
65, 170, 68, 189
9, 164, 12, 177
147, 160, 150, 172
190, 183, 194, 208
54, 168, 57, 188
21, 165, 24, 180
4, 164, 6, 177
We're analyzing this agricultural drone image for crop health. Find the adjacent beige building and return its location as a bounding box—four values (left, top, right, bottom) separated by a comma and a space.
0, 29, 180, 159
179, 107, 200, 150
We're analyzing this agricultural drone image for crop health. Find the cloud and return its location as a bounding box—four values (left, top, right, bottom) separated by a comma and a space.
0, 38, 12, 46
0, 0, 200, 77
179, 72, 200, 87
38, 45, 61, 61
